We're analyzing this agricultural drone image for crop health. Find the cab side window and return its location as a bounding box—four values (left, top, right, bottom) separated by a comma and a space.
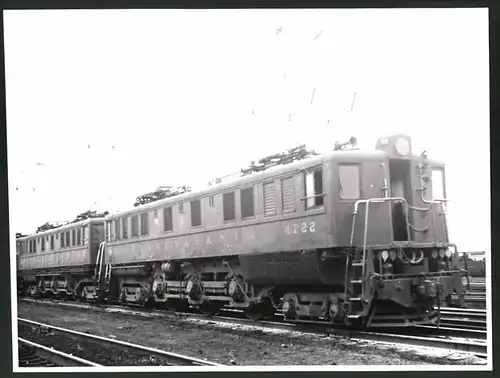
304, 168, 324, 209
431, 168, 445, 200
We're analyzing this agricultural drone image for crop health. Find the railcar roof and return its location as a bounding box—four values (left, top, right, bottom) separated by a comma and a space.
17, 217, 105, 241
106, 148, 443, 220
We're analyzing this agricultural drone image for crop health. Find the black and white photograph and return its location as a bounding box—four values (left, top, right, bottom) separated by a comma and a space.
4, 6, 491, 373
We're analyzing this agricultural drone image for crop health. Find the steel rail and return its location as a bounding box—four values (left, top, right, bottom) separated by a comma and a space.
18, 318, 223, 367
18, 337, 102, 367
19, 298, 487, 356
333, 330, 487, 356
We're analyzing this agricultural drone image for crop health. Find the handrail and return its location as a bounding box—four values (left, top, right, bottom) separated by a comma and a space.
96, 242, 106, 289
350, 197, 412, 248
346, 197, 413, 307
94, 243, 102, 280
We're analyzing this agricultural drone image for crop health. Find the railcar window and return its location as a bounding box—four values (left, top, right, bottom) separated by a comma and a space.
106, 221, 112, 242
65, 231, 70, 247
179, 203, 184, 214
431, 168, 445, 200
338, 165, 360, 199
82, 226, 87, 245
140, 213, 149, 235
304, 169, 324, 209
77, 228, 81, 245
72, 230, 76, 246
209, 196, 214, 207
41, 237, 45, 252
122, 218, 128, 239
191, 199, 202, 227
164, 207, 173, 232
132, 215, 139, 237
223, 192, 236, 221
241, 187, 255, 218
281, 177, 296, 213
61, 233, 65, 248
50, 235, 54, 250
153, 209, 158, 219
115, 220, 120, 241
263, 182, 276, 216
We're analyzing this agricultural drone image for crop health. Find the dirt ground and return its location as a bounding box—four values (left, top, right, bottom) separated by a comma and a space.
17, 301, 485, 366
18, 323, 181, 366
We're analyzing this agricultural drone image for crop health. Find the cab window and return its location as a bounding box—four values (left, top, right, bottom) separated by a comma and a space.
338, 164, 360, 199
304, 168, 324, 209
431, 168, 445, 200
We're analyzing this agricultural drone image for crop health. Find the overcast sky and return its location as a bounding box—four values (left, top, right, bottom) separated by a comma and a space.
4, 9, 489, 254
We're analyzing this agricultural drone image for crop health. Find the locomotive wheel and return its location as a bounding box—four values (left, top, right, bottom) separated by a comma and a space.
165, 299, 189, 313
29, 284, 38, 297
244, 304, 263, 320
198, 302, 223, 317
244, 302, 275, 321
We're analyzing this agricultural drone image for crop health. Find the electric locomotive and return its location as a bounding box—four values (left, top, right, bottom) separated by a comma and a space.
95, 133, 464, 327
16, 218, 105, 300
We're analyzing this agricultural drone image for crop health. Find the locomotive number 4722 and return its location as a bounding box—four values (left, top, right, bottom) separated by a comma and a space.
284, 221, 316, 235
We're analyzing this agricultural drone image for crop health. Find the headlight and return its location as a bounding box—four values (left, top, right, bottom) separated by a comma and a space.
439, 249, 446, 258
381, 250, 389, 261
395, 137, 411, 156
431, 250, 438, 259
389, 250, 397, 261
445, 249, 453, 258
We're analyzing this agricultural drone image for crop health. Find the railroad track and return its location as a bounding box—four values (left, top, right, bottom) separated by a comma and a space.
18, 338, 101, 367
18, 318, 223, 367
434, 307, 487, 331
19, 298, 487, 358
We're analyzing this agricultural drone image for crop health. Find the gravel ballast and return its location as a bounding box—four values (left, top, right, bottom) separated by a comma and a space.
17, 301, 486, 366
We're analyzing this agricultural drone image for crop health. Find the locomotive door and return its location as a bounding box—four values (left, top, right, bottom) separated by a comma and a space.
389, 159, 412, 242
409, 164, 448, 244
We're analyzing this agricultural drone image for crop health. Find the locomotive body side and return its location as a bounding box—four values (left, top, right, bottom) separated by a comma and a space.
96, 134, 462, 326
105, 155, 330, 264
17, 218, 105, 300
102, 154, 334, 309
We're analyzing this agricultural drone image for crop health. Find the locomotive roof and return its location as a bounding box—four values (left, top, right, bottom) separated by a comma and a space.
106, 148, 444, 220
17, 217, 105, 241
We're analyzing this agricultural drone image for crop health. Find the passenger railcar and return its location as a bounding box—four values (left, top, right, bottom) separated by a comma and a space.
16, 218, 105, 300
95, 133, 464, 327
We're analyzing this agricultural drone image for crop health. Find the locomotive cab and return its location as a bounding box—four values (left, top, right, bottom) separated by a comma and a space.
339, 133, 463, 327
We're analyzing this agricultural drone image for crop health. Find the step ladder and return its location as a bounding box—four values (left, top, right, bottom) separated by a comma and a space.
345, 247, 368, 320
104, 263, 112, 290
345, 197, 412, 321
95, 242, 106, 287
